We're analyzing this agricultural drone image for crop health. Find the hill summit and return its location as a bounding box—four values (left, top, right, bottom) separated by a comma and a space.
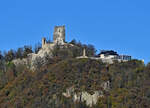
13, 26, 132, 70
0, 26, 149, 108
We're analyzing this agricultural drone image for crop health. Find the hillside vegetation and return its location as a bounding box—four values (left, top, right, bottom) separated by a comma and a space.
0, 41, 149, 108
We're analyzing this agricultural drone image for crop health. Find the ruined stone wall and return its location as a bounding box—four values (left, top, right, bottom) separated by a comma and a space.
53, 26, 65, 45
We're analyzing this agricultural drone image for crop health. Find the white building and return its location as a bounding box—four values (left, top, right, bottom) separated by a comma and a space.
99, 50, 131, 61
77, 50, 132, 64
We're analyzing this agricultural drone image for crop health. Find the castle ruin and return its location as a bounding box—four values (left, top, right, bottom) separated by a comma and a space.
42, 25, 66, 49
53, 26, 65, 45
13, 25, 134, 70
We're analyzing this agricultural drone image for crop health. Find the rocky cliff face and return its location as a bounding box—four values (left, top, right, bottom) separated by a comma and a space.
63, 81, 110, 107
73, 91, 103, 107
12, 43, 74, 70
13, 46, 54, 70
29, 46, 54, 70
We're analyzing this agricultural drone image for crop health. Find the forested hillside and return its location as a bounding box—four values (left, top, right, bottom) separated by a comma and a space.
0, 40, 149, 108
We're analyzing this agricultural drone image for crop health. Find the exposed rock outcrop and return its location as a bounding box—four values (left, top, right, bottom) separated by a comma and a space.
73, 91, 103, 107
63, 81, 110, 107
12, 46, 53, 70
13, 58, 28, 66
12, 43, 74, 70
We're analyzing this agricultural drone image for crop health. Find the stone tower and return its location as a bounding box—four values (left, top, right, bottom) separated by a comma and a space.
53, 26, 65, 45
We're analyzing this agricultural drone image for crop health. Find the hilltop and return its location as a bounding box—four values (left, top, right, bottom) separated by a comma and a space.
0, 26, 149, 108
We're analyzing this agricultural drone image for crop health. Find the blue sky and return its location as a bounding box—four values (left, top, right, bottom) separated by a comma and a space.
0, 0, 150, 63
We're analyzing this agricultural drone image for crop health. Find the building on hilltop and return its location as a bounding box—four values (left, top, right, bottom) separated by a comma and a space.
22, 25, 70, 70
99, 50, 118, 59
42, 25, 67, 49
53, 26, 65, 45
99, 50, 131, 61
77, 49, 132, 64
